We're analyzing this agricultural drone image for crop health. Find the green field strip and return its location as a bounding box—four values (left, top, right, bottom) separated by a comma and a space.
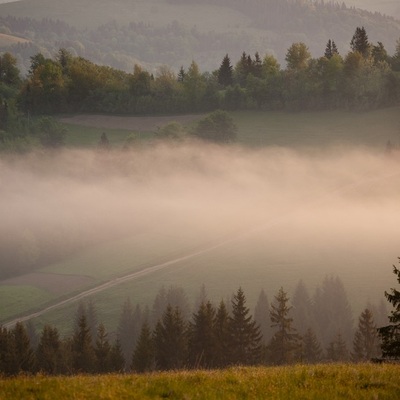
0, 285, 53, 322
41, 230, 217, 280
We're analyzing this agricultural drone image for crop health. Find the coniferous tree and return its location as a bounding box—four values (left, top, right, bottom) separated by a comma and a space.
131, 321, 154, 373
292, 280, 314, 336
218, 54, 233, 87
0, 326, 18, 375
326, 332, 349, 362
229, 287, 262, 365
254, 289, 272, 344
36, 325, 63, 374
153, 305, 187, 370
313, 276, 353, 347
213, 300, 231, 368
117, 298, 135, 363
13, 322, 35, 373
268, 287, 301, 365
350, 26, 370, 58
378, 262, 400, 359
352, 308, 380, 362
86, 299, 98, 344
109, 339, 125, 373
72, 314, 96, 373
194, 284, 208, 312
188, 301, 216, 368
177, 66, 185, 82
324, 39, 339, 59
302, 328, 322, 364
94, 323, 111, 373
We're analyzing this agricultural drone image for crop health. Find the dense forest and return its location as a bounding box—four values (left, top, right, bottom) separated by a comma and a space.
0, 0, 399, 73
2, 266, 400, 376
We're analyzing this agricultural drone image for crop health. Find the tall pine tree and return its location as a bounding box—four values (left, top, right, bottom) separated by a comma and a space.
229, 287, 262, 365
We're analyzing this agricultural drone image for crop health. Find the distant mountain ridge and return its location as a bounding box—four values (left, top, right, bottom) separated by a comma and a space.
0, 0, 399, 73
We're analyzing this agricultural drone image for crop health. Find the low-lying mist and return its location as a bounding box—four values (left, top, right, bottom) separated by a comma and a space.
1, 142, 400, 308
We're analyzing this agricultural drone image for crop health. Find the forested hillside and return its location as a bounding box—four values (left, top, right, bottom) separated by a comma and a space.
0, 0, 399, 73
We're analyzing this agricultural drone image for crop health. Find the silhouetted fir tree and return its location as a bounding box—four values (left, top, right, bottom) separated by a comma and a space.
253, 52, 263, 78
94, 323, 111, 373
302, 328, 322, 364
117, 298, 135, 363
152, 286, 167, 326
350, 26, 370, 58
13, 322, 36, 373
326, 332, 349, 362
352, 308, 380, 362
218, 54, 233, 87
131, 321, 154, 373
194, 284, 208, 312
177, 66, 185, 82
254, 289, 272, 344
166, 286, 191, 321
36, 325, 63, 374
0, 326, 18, 375
324, 39, 339, 59
72, 314, 96, 373
188, 301, 216, 368
229, 287, 262, 365
313, 276, 353, 347
268, 287, 301, 365
378, 262, 400, 359
109, 339, 125, 373
25, 320, 39, 350
292, 280, 314, 336
154, 305, 187, 370
86, 299, 98, 345
213, 300, 231, 368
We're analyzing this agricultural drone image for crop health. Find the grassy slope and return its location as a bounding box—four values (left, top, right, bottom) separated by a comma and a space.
2, 108, 400, 332
1, 364, 400, 399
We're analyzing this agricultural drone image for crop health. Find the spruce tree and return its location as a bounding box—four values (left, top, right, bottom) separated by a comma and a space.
13, 322, 36, 373
131, 321, 155, 373
36, 325, 63, 374
218, 54, 233, 87
254, 289, 272, 344
188, 301, 216, 368
302, 328, 322, 364
109, 339, 125, 372
326, 332, 349, 362
350, 26, 370, 58
94, 323, 111, 373
268, 287, 301, 365
352, 308, 380, 362
72, 314, 96, 373
213, 300, 231, 368
378, 262, 400, 359
229, 287, 262, 365
153, 305, 187, 370
292, 280, 314, 336
117, 298, 135, 362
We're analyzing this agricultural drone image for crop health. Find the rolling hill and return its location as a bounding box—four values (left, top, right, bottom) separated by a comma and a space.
0, 0, 399, 73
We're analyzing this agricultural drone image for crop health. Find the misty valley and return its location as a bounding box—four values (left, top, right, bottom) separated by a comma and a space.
0, 1, 400, 397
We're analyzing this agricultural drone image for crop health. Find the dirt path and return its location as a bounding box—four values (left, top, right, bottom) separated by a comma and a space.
59, 114, 203, 131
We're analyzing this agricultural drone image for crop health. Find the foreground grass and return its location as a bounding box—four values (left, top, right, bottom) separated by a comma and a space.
1, 364, 400, 400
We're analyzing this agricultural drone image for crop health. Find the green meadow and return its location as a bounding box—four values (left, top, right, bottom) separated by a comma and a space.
1, 364, 399, 400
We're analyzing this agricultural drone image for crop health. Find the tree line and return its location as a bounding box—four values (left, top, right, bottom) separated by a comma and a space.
3, 28, 400, 120
2, 267, 399, 376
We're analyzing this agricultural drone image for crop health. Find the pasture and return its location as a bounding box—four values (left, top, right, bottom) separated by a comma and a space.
1, 364, 400, 399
